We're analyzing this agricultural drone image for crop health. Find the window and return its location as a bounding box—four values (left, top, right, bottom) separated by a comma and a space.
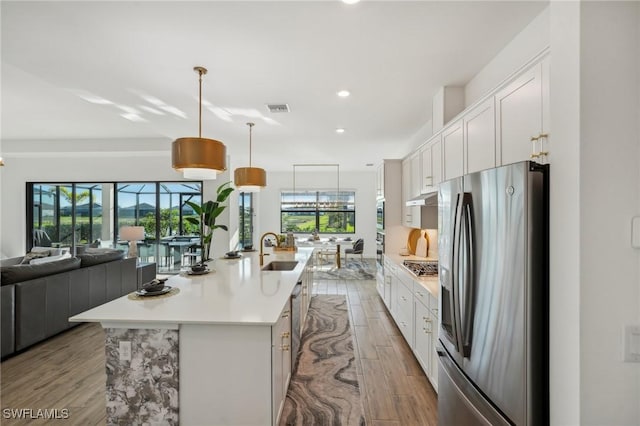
238, 192, 253, 248
281, 190, 355, 234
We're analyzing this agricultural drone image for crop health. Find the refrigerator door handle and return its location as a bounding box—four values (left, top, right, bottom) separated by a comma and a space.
452, 192, 465, 352
461, 194, 476, 357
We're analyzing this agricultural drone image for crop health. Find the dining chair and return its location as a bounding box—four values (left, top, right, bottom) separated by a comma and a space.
344, 238, 364, 263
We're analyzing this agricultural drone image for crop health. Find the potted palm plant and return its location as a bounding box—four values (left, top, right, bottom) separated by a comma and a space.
185, 181, 234, 262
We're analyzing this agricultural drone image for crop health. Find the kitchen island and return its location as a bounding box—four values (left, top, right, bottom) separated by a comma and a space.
70, 247, 314, 426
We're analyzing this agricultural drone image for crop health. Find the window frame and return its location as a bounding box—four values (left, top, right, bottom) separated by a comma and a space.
280, 190, 356, 234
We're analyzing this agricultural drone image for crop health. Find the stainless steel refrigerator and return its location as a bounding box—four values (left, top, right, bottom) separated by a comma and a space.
437, 161, 549, 426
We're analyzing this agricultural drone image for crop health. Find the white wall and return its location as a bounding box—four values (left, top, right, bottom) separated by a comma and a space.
578, 2, 640, 424
256, 170, 377, 258
0, 140, 235, 260
548, 2, 582, 424
465, 6, 550, 108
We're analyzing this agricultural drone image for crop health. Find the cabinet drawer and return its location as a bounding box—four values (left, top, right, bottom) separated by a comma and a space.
413, 283, 430, 306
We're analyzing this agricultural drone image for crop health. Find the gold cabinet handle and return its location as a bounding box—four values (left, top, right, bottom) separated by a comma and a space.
281, 332, 290, 338
530, 135, 540, 142
281, 345, 290, 351
530, 153, 540, 159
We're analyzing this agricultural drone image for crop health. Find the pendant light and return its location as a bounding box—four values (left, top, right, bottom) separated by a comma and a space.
172, 66, 226, 180
234, 122, 267, 192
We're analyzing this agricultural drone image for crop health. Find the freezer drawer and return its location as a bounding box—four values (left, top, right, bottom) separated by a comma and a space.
437, 347, 510, 426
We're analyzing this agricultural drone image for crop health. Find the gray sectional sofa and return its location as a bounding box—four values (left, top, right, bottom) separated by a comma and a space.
1, 249, 137, 359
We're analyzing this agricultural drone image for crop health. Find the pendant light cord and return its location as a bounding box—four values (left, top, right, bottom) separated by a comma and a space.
247, 122, 255, 167
198, 69, 203, 139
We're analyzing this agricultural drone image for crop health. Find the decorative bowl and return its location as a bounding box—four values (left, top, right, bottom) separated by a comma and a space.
191, 263, 207, 273
142, 279, 165, 293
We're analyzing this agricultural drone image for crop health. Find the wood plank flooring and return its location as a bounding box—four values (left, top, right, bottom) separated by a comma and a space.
0, 277, 437, 425
313, 278, 438, 425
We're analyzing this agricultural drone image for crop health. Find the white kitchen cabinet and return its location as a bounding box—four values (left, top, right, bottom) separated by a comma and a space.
413, 283, 439, 391
272, 300, 292, 425
495, 57, 549, 166
464, 97, 496, 174
394, 272, 415, 348
402, 158, 413, 227
421, 135, 443, 193
410, 152, 421, 198
401, 157, 421, 229
414, 298, 433, 378
442, 119, 464, 181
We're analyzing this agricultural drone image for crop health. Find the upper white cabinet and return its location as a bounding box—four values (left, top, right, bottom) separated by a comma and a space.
464, 97, 496, 174
410, 153, 421, 198
420, 135, 442, 193
442, 119, 464, 181
495, 57, 550, 165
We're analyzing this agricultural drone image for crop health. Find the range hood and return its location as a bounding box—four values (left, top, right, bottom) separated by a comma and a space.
406, 191, 438, 207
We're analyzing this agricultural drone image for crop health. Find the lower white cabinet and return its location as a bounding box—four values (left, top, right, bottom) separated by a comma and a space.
413, 292, 438, 391
272, 300, 292, 425
394, 274, 415, 347
381, 256, 439, 392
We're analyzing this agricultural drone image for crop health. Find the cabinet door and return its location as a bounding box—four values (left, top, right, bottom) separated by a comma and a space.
410, 153, 421, 198
432, 137, 443, 187
495, 62, 543, 166
465, 98, 496, 174
443, 120, 464, 181
414, 299, 433, 377
420, 146, 433, 194
402, 159, 412, 227
272, 301, 292, 425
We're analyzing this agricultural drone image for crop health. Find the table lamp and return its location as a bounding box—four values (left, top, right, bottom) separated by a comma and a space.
120, 226, 145, 258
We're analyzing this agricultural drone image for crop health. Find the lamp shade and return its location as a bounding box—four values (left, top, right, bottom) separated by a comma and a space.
120, 226, 145, 241
234, 167, 266, 192
172, 136, 226, 179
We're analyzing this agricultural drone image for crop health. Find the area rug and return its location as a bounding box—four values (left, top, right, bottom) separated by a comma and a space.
313, 258, 376, 280
280, 295, 365, 426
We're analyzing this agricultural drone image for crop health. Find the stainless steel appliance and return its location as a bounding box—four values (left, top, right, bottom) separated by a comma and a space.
402, 259, 438, 277
437, 161, 549, 426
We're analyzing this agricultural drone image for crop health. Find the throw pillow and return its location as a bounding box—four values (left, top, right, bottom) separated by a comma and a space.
29, 252, 72, 265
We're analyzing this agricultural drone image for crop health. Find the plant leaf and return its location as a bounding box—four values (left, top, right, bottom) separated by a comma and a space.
214, 224, 228, 232
185, 201, 203, 215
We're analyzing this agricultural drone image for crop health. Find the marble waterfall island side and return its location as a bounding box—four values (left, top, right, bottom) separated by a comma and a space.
70, 247, 314, 426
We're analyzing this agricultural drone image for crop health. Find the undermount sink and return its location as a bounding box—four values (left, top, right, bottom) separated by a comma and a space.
261, 261, 299, 271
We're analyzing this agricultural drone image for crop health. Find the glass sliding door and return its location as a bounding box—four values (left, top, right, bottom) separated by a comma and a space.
27, 181, 202, 274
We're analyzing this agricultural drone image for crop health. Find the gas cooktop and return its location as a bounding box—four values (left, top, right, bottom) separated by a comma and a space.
402, 260, 439, 277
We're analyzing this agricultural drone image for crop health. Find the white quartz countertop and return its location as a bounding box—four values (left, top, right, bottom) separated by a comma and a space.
385, 253, 440, 299
69, 247, 314, 327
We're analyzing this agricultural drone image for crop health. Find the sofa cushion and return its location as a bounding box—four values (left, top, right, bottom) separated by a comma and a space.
1, 257, 81, 285
76, 248, 124, 267
29, 253, 72, 265
20, 251, 50, 264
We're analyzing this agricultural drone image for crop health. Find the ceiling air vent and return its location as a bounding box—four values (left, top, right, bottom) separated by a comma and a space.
266, 103, 290, 113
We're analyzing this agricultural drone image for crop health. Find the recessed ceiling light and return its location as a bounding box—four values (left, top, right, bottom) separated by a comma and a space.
342, 0, 360, 4
336, 128, 346, 134
337, 90, 350, 98
366, 163, 374, 167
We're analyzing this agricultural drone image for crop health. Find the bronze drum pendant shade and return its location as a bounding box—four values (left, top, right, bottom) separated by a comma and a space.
172, 66, 227, 180
234, 122, 266, 192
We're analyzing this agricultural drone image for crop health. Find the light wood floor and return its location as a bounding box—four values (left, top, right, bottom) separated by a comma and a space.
313, 278, 438, 426
0, 278, 437, 425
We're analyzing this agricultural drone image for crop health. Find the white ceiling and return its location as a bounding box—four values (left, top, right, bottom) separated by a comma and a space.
1, 1, 547, 171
